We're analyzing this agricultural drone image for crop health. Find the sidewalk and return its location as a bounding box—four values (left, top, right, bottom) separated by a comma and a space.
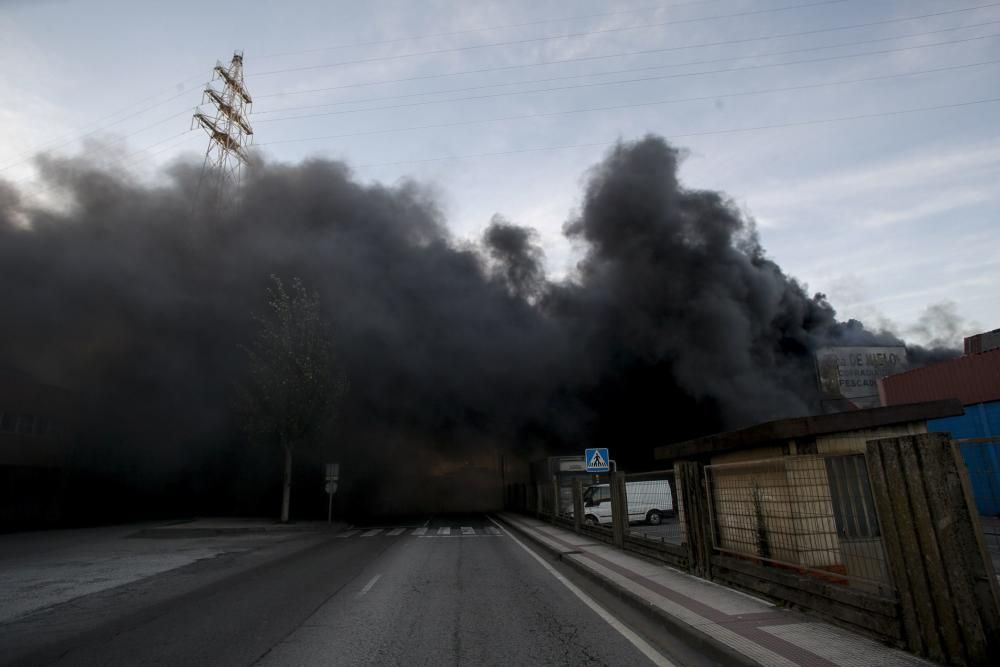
498, 513, 932, 667
0, 521, 334, 624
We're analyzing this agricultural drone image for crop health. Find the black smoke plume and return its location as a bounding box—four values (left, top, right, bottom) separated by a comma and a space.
0, 136, 952, 519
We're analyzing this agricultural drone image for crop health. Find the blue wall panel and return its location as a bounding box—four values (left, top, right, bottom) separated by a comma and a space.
930, 401, 1000, 516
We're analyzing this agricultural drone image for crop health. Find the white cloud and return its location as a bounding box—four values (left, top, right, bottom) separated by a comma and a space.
748, 140, 1000, 228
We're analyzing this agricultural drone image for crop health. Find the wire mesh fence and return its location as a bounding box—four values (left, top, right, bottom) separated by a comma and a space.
956, 437, 1000, 576
622, 470, 682, 545
704, 454, 892, 594
556, 478, 575, 524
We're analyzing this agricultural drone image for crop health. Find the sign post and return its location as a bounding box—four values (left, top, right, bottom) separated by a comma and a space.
324, 463, 340, 524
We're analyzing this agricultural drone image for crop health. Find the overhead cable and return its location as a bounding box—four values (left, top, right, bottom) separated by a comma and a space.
254, 32, 1000, 123
251, 0, 850, 78
253, 3, 1000, 98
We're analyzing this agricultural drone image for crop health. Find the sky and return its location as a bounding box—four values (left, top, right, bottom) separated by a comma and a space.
1, 0, 998, 346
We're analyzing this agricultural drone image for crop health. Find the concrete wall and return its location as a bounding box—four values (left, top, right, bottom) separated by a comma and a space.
708, 456, 842, 571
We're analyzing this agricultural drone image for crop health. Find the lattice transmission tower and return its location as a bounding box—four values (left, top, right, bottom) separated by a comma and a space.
193, 51, 254, 201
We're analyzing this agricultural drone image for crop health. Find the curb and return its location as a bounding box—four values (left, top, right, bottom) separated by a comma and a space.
494, 513, 760, 667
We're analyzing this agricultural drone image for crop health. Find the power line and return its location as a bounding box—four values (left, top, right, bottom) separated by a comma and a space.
258, 0, 730, 59
0, 76, 204, 172
350, 97, 1000, 170
253, 32, 1000, 124
15, 130, 201, 206
0, 2, 828, 167
255, 58, 1000, 147
252, 20, 1000, 116
17, 96, 999, 201
250, 0, 848, 78
4, 107, 200, 188
253, 3, 1000, 100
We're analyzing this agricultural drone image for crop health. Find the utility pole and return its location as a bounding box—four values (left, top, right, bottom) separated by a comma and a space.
193, 50, 253, 205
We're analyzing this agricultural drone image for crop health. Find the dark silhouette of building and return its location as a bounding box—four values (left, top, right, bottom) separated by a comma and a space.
0, 366, 77, 529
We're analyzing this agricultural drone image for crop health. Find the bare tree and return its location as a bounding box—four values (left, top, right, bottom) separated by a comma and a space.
238, 276, 348, 522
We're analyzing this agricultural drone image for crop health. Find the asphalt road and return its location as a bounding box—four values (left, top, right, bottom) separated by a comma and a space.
0, 515, 707, 666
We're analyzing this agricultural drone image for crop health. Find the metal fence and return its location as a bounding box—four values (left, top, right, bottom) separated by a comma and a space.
957, 437, 1000, 576
704, 453, 892, 594
623, 470, 682, 545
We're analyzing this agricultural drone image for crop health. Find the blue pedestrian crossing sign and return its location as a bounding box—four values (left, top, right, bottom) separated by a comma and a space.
585, 448, 610, 472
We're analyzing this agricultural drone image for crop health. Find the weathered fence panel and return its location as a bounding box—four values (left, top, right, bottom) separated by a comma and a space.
867, 433, 1000, 665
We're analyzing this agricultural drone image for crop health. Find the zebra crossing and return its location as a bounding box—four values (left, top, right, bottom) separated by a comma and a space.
336, 525, 503, 539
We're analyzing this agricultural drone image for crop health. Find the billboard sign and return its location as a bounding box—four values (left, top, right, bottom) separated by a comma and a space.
815, 346, 907, 409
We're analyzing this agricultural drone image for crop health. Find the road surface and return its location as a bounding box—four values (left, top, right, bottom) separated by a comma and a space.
0, 515, 710, 666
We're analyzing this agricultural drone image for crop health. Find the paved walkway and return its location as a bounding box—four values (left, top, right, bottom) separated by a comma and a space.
499, 513, 932, 667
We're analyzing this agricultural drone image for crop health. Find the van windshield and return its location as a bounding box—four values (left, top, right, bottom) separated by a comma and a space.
584, 486, 610, 504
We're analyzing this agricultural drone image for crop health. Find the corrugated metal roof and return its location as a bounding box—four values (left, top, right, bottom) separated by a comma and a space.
880, 348, 1000, 406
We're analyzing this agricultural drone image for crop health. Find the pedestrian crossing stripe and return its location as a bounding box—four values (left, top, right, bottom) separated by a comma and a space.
336, 527, 503, 538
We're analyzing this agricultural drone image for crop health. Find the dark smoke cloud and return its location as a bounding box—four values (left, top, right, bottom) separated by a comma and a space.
906, 301, 976, 351
0, 136, 953, 517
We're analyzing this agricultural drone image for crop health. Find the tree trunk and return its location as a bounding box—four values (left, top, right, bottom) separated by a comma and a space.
281, 445, 293, 523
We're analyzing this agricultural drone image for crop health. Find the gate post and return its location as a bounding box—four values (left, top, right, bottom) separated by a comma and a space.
551, 478, 560, 524
866, 433, 1000, 665
573, 478, 584, 534
677, 461, 713, 578
535, 482, 543, 517
611, 471, 627, 548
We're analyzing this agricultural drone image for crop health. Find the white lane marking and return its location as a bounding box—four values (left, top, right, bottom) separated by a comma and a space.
356, 574, 382, 598
485, 527, 501, 535
387, 528, 405, 536
361, 528, 383, 537
336, 529, 359, 538
488, 516, 676, 667
437, 527, 451, 536
412, 527, 428, 536
461, 526, 475, 535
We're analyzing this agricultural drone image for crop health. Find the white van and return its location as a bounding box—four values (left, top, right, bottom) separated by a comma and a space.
582, 480, 674, 526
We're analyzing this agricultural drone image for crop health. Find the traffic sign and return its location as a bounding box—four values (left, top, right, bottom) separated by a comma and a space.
585, 448, 610, 472
325, 481, 338, 495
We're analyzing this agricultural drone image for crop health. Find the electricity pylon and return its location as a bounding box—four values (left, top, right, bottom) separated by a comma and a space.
193, 51, 253, 204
